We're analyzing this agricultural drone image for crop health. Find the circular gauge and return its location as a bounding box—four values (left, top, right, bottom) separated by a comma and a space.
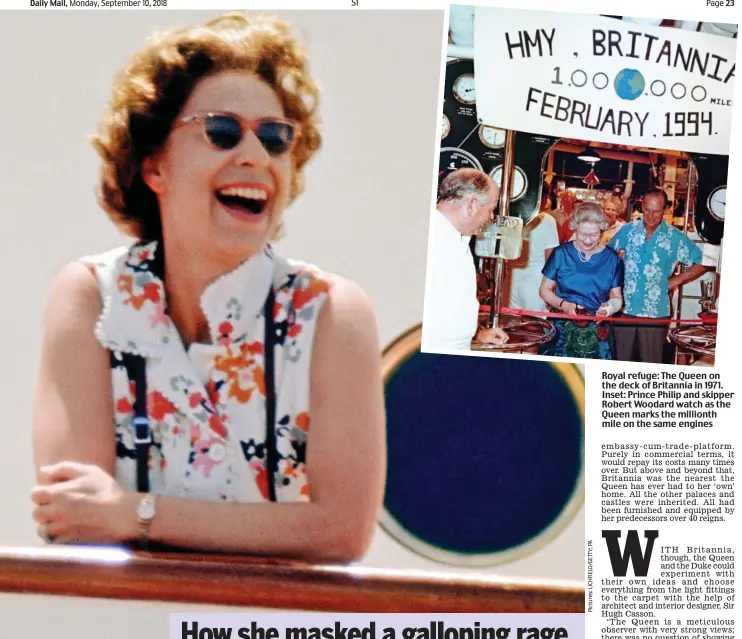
692, 155, 726, 246
478, 125, 506, 149
707, 185, 726, 221
443, 60, 478, 148
452, 73, 476, 104
381, 325, 584, 567
438, 147, 483, 185
441, 113, 450, 140
490, 164, 528, 201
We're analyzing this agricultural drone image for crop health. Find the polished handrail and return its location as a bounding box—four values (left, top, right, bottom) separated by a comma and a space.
0, 546, 585, 612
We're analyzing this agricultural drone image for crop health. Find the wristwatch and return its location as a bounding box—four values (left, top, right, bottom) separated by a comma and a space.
136, 494, 157, 547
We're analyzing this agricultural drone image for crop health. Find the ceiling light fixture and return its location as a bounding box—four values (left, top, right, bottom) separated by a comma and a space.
578, 147, 601, 163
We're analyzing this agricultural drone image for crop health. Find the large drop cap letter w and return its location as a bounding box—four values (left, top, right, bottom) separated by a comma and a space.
602, 530, 658, 577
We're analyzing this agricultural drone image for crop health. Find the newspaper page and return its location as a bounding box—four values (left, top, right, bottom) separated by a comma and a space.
0, 0, 737, 638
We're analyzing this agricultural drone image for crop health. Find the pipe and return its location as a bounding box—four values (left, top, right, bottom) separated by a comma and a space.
624, 161, 635, 202
673, 162, 695, 364
488, 129, 516, 330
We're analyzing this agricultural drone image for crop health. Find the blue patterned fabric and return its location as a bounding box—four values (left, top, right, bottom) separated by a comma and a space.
610, 220, 702, 317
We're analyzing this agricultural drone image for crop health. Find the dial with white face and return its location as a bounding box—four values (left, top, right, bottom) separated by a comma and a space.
136, 495, 156, 521
478, 125, 506, 149
441, 113, 450, 140
490, 165, 528, 201
707, 186, 726, 221
453, 74, 476, 104
439, 147, 483, 183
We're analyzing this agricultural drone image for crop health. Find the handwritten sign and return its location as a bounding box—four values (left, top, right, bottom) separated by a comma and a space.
474, 8, 736, 154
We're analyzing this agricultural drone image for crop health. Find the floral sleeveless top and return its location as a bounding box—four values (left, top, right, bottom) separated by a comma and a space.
84, 241, 330, 503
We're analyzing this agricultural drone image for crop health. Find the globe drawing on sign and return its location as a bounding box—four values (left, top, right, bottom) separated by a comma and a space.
613, 68, 645, 101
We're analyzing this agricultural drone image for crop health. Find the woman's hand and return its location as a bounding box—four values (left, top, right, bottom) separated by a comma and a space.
595, 305, 610, 323
31, 462, 137, 545
596, 289, 623, 323
597, 298, 621, 317
560, 301, 580, 315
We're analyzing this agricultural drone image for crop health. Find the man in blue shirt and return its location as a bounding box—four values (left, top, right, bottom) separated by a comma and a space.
610, 189, 708, 363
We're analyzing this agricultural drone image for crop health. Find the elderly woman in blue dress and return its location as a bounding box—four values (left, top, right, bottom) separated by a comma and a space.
538, 202, 624, 359
30, 13, 385, 562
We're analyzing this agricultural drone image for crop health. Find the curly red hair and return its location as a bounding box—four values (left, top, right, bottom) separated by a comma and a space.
92, 13, 322, 240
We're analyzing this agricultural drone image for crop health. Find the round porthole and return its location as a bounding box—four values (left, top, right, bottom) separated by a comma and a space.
381, 325, 584, 567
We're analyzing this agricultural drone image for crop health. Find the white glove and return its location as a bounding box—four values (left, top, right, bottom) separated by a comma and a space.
598, 298, 622, 317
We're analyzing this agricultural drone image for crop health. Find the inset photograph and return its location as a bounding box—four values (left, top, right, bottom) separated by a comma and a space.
423, 7, 735, 365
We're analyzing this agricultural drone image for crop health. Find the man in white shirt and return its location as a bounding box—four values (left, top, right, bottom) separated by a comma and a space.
423, 169, 508, 351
